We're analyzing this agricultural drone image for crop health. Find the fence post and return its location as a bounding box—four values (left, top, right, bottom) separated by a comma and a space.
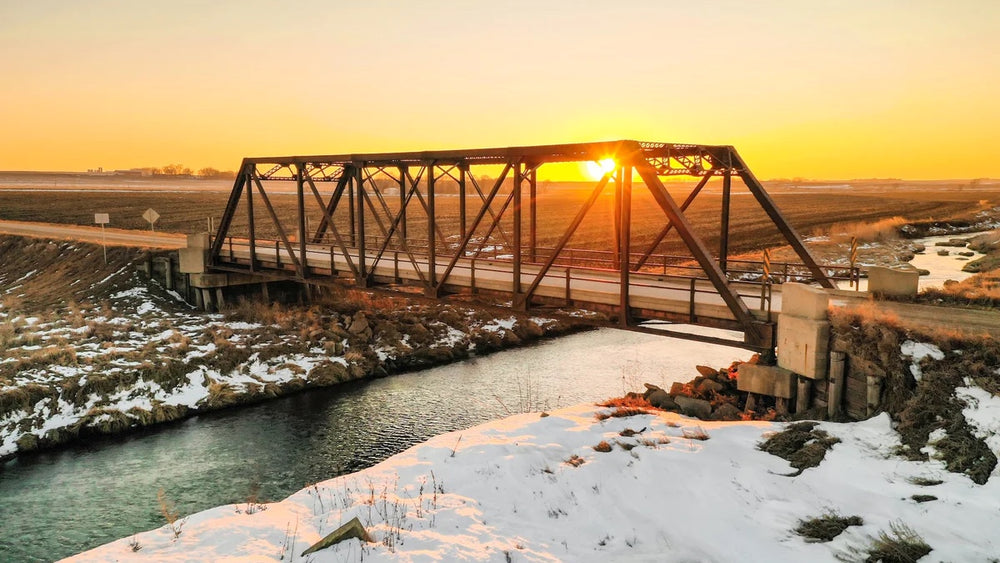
828, 351, 846, 417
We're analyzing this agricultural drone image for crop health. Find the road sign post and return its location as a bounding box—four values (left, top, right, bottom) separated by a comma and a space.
849, 237, 859, 289
143, 208, 160, 232
94, 213, 110, 264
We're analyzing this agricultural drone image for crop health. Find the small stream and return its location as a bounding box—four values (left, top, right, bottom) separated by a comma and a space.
838, 232, 988, 291
0, 328, 747, 562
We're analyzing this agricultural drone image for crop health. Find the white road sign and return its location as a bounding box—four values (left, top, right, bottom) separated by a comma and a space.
143, 208, 160, 224
94, 213, 110, 225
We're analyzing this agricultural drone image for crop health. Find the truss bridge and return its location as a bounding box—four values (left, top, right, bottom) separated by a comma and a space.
208, 140, 846, 351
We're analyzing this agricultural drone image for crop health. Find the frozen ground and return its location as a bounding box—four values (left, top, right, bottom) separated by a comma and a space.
0, 274, 560, 460
72, 392, 1000, 562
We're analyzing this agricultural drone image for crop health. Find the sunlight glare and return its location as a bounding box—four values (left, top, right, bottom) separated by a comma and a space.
585, 158, 617, 180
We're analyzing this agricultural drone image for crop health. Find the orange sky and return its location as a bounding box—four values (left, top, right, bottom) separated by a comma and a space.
2, 1, 998, 180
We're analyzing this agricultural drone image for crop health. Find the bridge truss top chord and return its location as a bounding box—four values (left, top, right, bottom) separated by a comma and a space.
209, 140, 836, 351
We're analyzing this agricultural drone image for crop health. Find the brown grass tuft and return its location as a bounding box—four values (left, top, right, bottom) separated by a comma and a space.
595, 407, 650, 421
592, 440, 612, 453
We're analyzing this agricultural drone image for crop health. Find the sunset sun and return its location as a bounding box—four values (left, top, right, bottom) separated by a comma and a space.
584, 158, 617, 180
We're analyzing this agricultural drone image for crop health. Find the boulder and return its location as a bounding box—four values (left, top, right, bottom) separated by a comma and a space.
711, 403, 742, 421
675, 396, 712, 419
669, 382, 688, 397
348, 312, 370, 335
647, 389, 677, 411
696, 378, 725, 395
937, 249, 950, 256
695, 365, 717, 377
642, 383, 664, 400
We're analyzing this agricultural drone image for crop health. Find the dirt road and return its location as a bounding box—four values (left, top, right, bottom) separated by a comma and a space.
0, 219, 186, 249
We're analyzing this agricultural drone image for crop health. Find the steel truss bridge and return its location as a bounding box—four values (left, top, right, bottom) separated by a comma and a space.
209, 140, 839, 351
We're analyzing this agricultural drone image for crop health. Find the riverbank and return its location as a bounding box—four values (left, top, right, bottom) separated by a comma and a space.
73, 393, 1000, 561
0, 236, 589, 463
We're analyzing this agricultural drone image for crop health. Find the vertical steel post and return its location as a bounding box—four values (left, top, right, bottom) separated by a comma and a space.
398, 165, 408, 241
613, 169, 622, 266
426, 163, 436, 289
245, 170, 256, 272
347, 168, 356, 247
619, 165, 632, 326
355, 164, 366, 283
296, 164, 307, 279
459, 163, 467, 241
512, 161, 523, 302
529, 164, 537, 263
720, 171, 731, 274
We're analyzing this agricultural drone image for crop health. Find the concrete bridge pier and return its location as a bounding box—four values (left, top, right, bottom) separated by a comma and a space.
738, 283, 832, 415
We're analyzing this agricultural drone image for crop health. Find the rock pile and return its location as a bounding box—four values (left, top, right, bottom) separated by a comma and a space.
629, 355, 784, 421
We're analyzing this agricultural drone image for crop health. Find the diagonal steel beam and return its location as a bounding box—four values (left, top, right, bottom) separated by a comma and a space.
312, 170, 352, 243
517, 172, 613, 308
633, 171, 714, 271
367, 168, 430, 286
729, 148, 834, 288
433, 164, 513, 293
306, 176, 358, 277
210, 160, 249, 262
632, 158, 761, 338
251, 172, 302, 274
467, 172, 514, 251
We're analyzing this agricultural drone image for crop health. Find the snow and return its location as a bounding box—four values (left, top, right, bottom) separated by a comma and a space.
74, 394, 1000, 562
900, 340, 945, 381
956, 385, 1000, 454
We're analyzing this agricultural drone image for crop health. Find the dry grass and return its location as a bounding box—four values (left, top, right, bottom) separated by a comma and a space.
595, 407, 650, 421
826, 216, 908, 244
592, 440, 612, 453
681, 426, 710, 440
597, 395, 652, 409
759, 421, 840, 475
863, 521, 932, 563
794, 512, 863, 542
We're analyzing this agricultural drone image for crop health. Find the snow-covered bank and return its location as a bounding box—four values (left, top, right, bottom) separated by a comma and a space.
74, 399, 1000, 562
0, 271, 579, 462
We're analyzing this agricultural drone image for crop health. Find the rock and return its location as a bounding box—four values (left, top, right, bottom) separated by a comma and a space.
937, 249, 950, 256
711, 402, 742, 421
696, 378, 725, 395
648, 389, 678, 411
348, 312, 370, 335
746, 354, 760, 365
669, 382, 688, 397
695, 365, 717, 377
675, 396, 712, 419
911, 244, 926, 254
642, 383, 663, 400
916, 268, 931, 276
958, 251, 975, 257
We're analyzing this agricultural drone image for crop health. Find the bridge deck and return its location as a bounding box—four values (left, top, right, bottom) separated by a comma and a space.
214, 237, 778, 331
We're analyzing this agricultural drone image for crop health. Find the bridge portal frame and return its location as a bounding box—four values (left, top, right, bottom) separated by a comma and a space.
210, 140, 833, 350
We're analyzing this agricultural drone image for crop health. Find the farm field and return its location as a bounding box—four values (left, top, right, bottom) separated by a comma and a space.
1, 177, 997, 260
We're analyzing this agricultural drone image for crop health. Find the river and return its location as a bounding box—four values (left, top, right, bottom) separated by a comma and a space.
0, 328, 747, 562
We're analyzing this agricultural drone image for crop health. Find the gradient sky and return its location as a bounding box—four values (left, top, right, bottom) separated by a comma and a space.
2, 0, 998, 179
